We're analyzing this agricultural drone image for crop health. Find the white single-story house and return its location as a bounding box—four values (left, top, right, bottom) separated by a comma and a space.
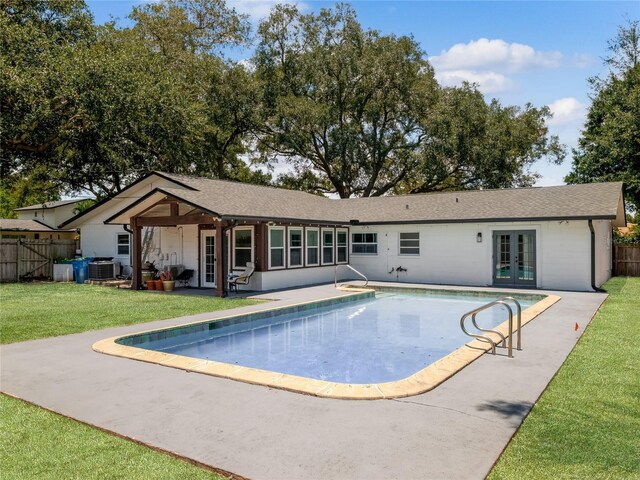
60, 171, 626, 294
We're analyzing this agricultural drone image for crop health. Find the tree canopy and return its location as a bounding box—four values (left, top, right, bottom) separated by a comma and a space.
1, 0, 265, 200
406, 84, 563, 193
254, 5, 563, 198
2, 0, 567, 208
254, 4, 438, 198
566, 20, 640, 211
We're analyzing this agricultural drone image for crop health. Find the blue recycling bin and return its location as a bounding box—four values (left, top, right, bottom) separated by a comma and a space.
71, 258, 92, 284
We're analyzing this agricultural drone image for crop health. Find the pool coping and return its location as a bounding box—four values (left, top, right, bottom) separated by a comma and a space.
92, 287, 561, 400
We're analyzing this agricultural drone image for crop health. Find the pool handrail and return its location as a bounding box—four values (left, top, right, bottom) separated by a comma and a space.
335, 264, 368, 288
498, 296, 523, 350
460, 296, 522, 358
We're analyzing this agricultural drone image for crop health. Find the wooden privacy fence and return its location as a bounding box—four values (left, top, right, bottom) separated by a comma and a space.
613, 244, 640, 276
0, 239, 78, 282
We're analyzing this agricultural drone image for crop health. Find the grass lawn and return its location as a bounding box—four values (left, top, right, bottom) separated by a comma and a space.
0, 282, 260, 344
0, 394, 224, 480
0, 282, 258, 479
489, 277, 640, 479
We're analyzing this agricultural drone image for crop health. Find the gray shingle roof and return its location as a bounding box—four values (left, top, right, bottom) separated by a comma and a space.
340, 182, 625, 224
158, 176, 341, 223
158, 172, 623, 224
14, 198, 90, 211
0, 219, 62, 231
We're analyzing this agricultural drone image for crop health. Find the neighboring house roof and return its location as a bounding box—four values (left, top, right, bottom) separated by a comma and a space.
14, 198, 91, 211
617, 223, 636, 235
61, 170, 627, 228
0, 219, 73, 232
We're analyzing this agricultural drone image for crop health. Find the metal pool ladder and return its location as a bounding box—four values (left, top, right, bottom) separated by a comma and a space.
460, 297, 522, 358
334, 265, 369, 288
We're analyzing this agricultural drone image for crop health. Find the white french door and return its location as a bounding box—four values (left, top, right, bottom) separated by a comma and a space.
200, 231, 216, 288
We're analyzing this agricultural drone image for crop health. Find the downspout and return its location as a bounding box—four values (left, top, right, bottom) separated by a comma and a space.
588, 219, 606, 292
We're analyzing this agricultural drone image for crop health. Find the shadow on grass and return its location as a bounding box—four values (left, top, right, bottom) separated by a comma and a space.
476, 400, 533, 425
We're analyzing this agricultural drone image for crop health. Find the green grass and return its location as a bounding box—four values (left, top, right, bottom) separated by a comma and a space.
0, 282, 260, 344
0, 394, 224, 480
489, 277, 640, 480
0, 282, 259, 478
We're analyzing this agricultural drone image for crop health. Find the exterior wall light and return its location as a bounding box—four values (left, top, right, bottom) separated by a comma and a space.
477, 232, 483, 243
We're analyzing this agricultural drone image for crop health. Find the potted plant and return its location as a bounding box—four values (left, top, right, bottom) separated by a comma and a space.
146, 278, 156, 290
154, 272, 164, 291
160, 270, 175, 291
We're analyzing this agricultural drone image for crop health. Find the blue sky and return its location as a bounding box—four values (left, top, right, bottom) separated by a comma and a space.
86, 0, 638, 186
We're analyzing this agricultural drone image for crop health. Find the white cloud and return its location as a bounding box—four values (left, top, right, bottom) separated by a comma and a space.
572, 53, 594, 68
435, 69, 514, 94
430, 38, 563, 73
228, 0, 308, 22
547, 97, 587, 126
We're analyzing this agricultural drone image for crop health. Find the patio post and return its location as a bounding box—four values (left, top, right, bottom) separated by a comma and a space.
131, 217, 142, 290
215, 221, 224, 297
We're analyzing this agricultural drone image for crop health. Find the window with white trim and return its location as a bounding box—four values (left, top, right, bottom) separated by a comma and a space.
306, 228, 319, 266
351, 233, 377, 254
336, 228, 348, 264
399, 232, 420, 255
116, 233, 130, 256
322, 228, 334, 265
288, 228, 303, 268
233, 227, 253, 268
269, 227, 285, 269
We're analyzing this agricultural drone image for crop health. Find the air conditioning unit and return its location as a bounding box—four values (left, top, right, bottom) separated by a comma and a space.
88, 260, 121, 280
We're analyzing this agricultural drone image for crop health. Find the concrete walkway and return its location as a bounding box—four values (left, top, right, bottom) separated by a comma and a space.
1, 284, 606, 480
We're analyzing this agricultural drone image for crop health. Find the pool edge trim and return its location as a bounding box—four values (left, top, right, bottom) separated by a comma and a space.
93, 290, 561, 400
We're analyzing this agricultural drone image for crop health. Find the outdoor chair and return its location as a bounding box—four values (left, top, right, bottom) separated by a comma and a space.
176, 269, 194, 288
229, 262, 255, 292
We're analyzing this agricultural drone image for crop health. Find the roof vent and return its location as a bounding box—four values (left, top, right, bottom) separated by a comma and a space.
405, 204, 409, 209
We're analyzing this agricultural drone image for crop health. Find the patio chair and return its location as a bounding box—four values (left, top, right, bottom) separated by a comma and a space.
229, 262, 255, 292
175, 269, 194, 288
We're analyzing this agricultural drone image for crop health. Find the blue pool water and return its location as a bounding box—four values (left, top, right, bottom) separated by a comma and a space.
132, 292, 537, 384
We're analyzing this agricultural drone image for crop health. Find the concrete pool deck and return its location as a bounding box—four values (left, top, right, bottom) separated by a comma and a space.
1, 283, 607, 480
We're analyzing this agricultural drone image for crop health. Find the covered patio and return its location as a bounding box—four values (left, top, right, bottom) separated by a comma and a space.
104, 185, 352, 296
107, 191, 242, 297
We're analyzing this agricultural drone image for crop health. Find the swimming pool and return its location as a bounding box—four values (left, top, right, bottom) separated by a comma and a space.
95, 287, 558, 399
125, 292, 535, 384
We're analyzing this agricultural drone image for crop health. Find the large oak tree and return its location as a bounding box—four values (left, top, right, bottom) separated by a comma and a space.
254, 4, 438, 198
255, 4, 564, 198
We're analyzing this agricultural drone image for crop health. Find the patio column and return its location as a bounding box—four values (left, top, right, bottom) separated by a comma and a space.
215, 221, 224, 297
131, 217, 142, 290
